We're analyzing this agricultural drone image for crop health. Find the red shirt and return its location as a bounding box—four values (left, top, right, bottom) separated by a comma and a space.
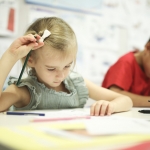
102, 51, 150, 96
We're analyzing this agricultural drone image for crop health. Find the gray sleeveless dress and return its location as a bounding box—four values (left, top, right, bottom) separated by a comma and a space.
8, 71, 89, 110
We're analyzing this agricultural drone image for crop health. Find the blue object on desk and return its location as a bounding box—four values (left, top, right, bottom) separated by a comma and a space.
6, 111, 45, 116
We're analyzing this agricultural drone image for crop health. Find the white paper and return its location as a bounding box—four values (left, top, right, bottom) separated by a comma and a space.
85, 116, 150, 135
45, 109, 90, 118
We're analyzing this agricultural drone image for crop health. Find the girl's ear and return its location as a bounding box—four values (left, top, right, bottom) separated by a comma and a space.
27, 56, 35, 67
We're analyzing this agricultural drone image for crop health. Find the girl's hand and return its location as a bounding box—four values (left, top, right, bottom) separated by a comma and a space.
90, 100, 116, 116
7, 34, 44, 60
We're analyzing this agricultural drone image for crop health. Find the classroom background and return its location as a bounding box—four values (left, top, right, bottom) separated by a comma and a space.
1, 0, 150, 88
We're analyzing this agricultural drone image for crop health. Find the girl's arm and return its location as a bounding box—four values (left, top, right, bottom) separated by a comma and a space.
0, 34, 44, 112
0, 84, 31, 111
84, 79, 133, 116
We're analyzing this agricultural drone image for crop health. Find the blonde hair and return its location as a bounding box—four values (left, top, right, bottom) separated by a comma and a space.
21, 17, 77, 73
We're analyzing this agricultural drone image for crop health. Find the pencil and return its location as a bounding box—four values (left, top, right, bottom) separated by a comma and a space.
16, 30, 50, 85
6, 111, 45, 116
16, 51, 32, 85
31, 116, 91, 122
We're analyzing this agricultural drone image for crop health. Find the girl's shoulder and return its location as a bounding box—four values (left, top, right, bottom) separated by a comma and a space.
66, 71, 87, 91
69, 71, 84, 81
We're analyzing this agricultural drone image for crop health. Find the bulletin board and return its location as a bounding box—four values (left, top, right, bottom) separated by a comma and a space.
2, 0, 150, 86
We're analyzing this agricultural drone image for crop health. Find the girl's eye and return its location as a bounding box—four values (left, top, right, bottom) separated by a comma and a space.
48, 68, 55, 71
65, 65, 71, 68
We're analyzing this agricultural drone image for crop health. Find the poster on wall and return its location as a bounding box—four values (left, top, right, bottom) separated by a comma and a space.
0, 0, 18, 36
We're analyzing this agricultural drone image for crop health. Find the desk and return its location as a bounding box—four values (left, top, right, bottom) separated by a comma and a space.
0, 107, 150, 150
0, 107, 150, 126
113, 107, 150, 120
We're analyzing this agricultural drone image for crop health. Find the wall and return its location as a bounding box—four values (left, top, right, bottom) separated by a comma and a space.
1, 0, 150, 89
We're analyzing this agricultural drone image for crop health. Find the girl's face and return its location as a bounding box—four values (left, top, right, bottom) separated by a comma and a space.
30, 46, 75, 89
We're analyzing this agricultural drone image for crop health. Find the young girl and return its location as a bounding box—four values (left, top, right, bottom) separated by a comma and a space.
0, 17, 132, 116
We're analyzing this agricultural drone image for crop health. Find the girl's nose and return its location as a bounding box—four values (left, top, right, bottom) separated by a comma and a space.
56, 70, 64, 79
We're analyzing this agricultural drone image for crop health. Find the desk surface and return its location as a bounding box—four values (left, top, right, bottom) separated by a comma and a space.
113, 107, 150, 119
0, 107, 150, 126
0, 107, 150, 150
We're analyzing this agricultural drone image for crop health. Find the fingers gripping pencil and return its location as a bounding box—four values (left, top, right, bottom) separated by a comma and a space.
16, 30, 51, 85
